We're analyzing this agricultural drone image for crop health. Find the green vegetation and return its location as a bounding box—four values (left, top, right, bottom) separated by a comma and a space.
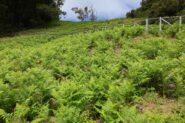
0, 0, 65, 35
0, 20, 185, 122
0, 18, 141, 38
127, 0, 185, 18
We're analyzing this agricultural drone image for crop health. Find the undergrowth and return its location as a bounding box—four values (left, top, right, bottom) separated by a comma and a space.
0, 23, 185, 122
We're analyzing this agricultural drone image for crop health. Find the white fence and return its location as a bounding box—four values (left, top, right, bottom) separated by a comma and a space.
125, 15, 185, 33
22, 15, 185, 37
85, 15, 185, 34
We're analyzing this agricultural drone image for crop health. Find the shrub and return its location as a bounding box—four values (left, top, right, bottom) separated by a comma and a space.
149, 25, 159, 36
54, 106, 82, 123
176, 29, 185, 40
166, 24, 180, 38
122, 26, 145, 38
135, 38, 166, 59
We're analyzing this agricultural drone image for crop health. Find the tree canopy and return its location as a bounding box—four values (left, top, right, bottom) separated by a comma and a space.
126, 0, 185, 18
72, 6, 97, 21
0, 0, 65, 34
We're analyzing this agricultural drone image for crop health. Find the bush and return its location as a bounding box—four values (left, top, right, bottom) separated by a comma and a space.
176, 29, 185, 40
136, 38, 166, 59
122, 26, 145, 38
166, 24, 180, 38
149, 26, 159, 36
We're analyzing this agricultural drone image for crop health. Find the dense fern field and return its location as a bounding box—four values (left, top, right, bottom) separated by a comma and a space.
0, 23, 185, 122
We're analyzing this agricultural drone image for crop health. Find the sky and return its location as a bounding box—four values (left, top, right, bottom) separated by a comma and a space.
61, 0, 142, 21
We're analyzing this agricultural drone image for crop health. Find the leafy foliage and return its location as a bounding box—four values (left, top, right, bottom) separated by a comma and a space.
122, 26, 145, 38
126, 0, 185, 18
0, 0, 65, 35
0, 23, 184, 122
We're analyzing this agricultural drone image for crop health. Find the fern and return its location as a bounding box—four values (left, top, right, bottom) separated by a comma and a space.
0, 24, 185, 122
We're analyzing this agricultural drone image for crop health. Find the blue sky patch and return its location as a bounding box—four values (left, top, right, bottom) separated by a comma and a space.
61, 0, 141, 21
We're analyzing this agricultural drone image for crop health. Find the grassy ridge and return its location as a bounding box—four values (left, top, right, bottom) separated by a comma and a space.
0, 18, 140, 51
19, 18, 140, 35
0, 21, 185, 122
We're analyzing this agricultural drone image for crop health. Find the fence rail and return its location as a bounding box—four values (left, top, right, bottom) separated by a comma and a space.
87, 15, 185, 33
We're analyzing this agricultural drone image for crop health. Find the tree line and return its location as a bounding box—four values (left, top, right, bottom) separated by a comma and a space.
126, 0, 185, 18
1, 0, 184, 35
0, 0, 98, 35
0, 0, 66, 35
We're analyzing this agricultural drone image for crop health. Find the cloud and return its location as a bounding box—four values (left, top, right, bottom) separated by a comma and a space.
61, 0, 141, 21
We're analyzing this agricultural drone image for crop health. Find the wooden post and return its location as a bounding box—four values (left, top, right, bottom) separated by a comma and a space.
146, 19, 149, 33
160, 17, 162, 31
179, 16, 182, 31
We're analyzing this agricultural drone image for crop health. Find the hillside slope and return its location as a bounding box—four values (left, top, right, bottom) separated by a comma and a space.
0, 21, 185, 122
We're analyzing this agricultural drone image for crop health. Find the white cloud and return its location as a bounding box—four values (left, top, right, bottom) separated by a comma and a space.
61, 0, 141, 21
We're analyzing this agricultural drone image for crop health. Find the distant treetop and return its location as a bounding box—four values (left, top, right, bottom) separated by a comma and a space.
126, 0, 185, 18
0, 0, 66, 34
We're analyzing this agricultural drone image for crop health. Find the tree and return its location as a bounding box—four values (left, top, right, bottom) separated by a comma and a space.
89, 7, 97, 21
72, 7, 89, 21
126, 0, 185, 18
72, 6, 97, 21
0, 0, 66, 35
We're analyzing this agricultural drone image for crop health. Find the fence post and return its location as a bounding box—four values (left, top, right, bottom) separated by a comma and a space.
160, 17, 162, 31
123, 24, 125, 28
146, 18, 149, 33
179, 16, 182, 31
